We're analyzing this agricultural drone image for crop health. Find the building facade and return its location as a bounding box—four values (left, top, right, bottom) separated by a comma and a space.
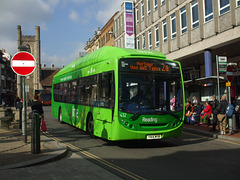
17, 25, 42, 100
133, 0, 240, 101
84, 27, 101, 54
101, 12, 118, 47
0, 49, 17, 106
114, 1, 135, 49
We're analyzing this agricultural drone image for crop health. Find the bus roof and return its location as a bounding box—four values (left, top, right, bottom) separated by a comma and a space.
54, 46, 166, 78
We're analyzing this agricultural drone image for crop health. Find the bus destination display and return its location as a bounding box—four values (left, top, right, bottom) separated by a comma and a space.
120, 59, 172, 73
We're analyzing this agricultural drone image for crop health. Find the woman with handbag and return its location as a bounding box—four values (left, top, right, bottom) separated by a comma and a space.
31, 95, 46, 131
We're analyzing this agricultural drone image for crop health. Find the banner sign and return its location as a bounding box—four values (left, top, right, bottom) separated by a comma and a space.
124, 1, 135, 49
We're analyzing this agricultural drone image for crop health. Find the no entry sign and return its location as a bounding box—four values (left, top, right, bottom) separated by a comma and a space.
11, 51, 36, 76
226, 65, 234, 82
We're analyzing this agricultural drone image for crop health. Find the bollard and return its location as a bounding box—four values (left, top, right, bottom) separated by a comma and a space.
232, 113, 236, 131
229, 117, 233, 134
31, 112, 41, 154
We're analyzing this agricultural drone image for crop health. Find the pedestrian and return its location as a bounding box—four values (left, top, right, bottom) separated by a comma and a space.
171, 96, 176, 111
209, 95, 219, 131
31, 95, 44, 116
185, 101, 193, 123
193, 96, 198, 104
200, 101, 212, 126
216, 95, 228, 135
190, 102, 202, 124
235, 95, 240, 129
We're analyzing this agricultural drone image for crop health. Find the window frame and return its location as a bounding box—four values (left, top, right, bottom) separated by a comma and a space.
180, 6, 187, 34
204, 0, 213, 22
219, 0, 230, 15
162, 19, 167, 43
141, 1, 145, 20
148, 29, 152, 50
147, 0, 151, 16
155, 25, 159, 47
237, 0, 240, 6
171, 13, 177, 39
136, 6, 139, 24
154, 0, 158, 11
137, 37, 140, 49
142, 33, 146, 50
191, 0, 199, 29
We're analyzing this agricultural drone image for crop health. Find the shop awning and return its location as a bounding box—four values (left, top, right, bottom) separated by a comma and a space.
184, 76, 227, 87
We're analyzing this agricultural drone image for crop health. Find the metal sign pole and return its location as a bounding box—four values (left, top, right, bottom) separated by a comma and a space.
216, 55, 220, 101
22, 76, 27, 143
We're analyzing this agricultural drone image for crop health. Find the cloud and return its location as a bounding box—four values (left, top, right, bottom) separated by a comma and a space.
0, 0, 56, 54
41, 41, 86, 68
96, 0, 124, 25
69, 10, 80, 22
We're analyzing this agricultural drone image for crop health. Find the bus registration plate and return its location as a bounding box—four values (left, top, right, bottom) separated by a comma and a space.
146, 134, 162, 140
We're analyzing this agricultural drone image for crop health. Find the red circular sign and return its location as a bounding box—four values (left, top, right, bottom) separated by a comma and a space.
227, 65, 234, 82
11, 51, 36, 76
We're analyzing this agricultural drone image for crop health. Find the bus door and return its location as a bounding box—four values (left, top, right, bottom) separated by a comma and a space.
94, 71, 115, 123
68, 80, 78, 126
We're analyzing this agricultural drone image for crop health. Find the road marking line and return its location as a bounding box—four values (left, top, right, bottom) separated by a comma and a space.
44, 131, 145, 180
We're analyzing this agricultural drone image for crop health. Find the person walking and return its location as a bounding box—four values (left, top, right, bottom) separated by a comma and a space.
217, 95, 228, 135
31, 95, 44, 116
235, 95, 240, 129
209, 95, 219, 131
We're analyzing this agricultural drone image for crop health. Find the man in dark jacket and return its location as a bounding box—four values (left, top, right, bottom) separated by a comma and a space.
235, 95, 240, 129
210, 95, 219, 131
217, 95, 228, 135
31, 95, 44, 115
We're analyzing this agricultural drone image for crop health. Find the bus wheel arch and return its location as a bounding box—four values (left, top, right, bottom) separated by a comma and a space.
87, 113, 94, 137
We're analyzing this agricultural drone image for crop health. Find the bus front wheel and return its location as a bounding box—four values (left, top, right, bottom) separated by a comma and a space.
58, 108, 63, 124
87, 114, 94, 137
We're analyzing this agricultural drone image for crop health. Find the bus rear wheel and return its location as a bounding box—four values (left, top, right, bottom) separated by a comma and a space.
58, 108, 63, 124
87, 115, 94, 137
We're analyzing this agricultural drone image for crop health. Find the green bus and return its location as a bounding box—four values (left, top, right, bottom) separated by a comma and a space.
52, 47, 185, 141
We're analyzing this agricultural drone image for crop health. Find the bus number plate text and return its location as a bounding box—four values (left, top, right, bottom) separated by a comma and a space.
146, 134, 162, 140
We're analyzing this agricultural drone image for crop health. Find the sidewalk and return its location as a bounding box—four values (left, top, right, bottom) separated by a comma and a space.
183, 123, 240, 142
0, 106, 68, 170
0, 124, 68, 170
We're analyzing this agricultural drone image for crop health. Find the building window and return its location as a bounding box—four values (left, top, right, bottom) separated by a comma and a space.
155, 25, 159, 47
120, 15, 123, 28
136, 6, 139, 24
154, 0, 158, 11
147, 0, 151, 16
191, 0, 199, 29
137, 37, 140, 49
142, 33, 145, 49
148, 29, 152, 50
114, 21, 117, 36
180, 6, 187, 34
162, 19, 167, 43
219, 0, 230, 15
204, 0, 213, 22
161, 0, 166, 5
141, 1, 144, 20
171, 13, 176, 39
237, 0, 240, 6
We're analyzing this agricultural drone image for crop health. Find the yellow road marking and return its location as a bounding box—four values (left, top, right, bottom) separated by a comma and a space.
44, 131, 145, 180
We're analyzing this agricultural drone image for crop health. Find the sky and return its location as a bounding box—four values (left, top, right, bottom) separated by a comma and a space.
0, 0, 125, 68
